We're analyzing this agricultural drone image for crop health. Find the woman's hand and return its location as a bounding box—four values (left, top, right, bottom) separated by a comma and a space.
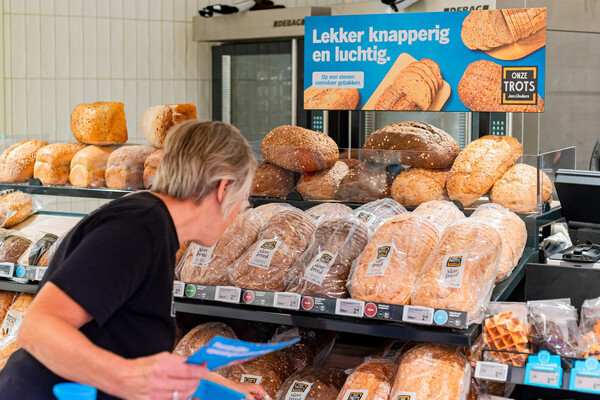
231, 381, 269, 400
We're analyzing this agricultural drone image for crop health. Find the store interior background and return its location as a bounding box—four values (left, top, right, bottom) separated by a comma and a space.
0, 0, 598, 214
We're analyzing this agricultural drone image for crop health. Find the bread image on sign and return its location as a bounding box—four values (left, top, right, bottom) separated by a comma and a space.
304, 87, 360, 110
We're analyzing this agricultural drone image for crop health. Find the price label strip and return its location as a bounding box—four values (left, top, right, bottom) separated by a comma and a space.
274, 292, 301, 310
335, 299, 365, 318
215, 286, 242, 304
474, 361, 509, 382
173, 281, 185, 298
0, 263, 14, 278
402, 305, 434, 325
569, 357, 600, 393
524, 351, 563, 389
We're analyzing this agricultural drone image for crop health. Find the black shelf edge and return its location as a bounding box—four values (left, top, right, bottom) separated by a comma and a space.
0, 183, 133, 200
0, 280, 38, 294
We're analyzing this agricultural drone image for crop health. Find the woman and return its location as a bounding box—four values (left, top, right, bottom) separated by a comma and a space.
0, 121, 266, 400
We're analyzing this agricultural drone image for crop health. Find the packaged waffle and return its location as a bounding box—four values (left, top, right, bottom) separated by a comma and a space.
348, 213, 439, 305
413, 200, 466, 234
17, 233, 59, 266
351, 198, 407, 233
482, 302, 530, 366
392, 344, 471, 400
305, 203, 353, 226
335, 358, 397, 400
177, 209, 263, 285
411, 218, 502, 324
285, 216, 369, 298
275, 367, 347, 400
253, 203, 302, 225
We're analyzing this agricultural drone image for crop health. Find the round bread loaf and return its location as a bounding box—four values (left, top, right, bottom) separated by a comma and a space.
489, 163, 553, 213
338, 162, 391, 203
275, 368, 347, 400
70, 102, 128, 145
251, 162, 296, 199
69, 145, 120, 188
141, 104, 196, 148
391, 167, 449, 207
0, 140, 49, 183
335, 358, 397, 400
34, 143, 87, 186
105, 145, 156, 190
447, 135, 523, 207
303, 87, 360, 110
143, 149, 165, 189
297, 161, 350, 201
305, 203, 353, 225
413, 200, 466, 233
0, 191, 34, 228
261, 126, 339, 173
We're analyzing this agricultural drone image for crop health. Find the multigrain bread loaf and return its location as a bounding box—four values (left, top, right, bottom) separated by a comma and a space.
143, 149, 164, 189
70, 102, 127, 145
391, 167, 449, 207
490, 163, 553, 213
227, 351, 291, 397
413, 200, 466, 233
230, 210, 316, 291
363, 121, 460, 169
33, 143, 87, 185
348, 214, 439, 305
253, 203, 300, 225
174, 322, 237, 357
392, 345, 470, 400
0, 236, 32, 263
305, 203, 353, 225
297, 161, 350, 201
275, 368, 347, 400
69, 145, 120, 188
335, 358, 397, 400
304, 87, 360, 110
105, 145, 156, 190
251, 162, 296, 199
285, 216, 369, 298
0, 293, 33, 370
458, 60, 545, 112
0, 141, 49, 183
141, 104, 196, 148
178, 209, 263, 285
471, 203, 527, 282
0, 191, 34, 228
338, 162, 391, 203
261, 126, 339, 173
447, 135, 523, 207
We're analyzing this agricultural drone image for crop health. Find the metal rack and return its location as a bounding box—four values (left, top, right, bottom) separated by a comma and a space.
0, 182, 133, 200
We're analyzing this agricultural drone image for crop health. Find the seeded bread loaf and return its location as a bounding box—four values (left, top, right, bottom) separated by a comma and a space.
174, 322, 237, 357
305, 203, 353, 225
253, 203, 300, 225
0, 236, 32, 263
304, 87, 360, 110
297, 161, 350, 201
142, 149, 164, 189
335, 358, 397, 400
0, 140, 49, 183
33, 143, 87, 185
70, 102, 128, 145
0, 191, 34, 228
275, 368, 347, 400
413, 200, 466, 233
391, 167, 449, 207
105, 145, 156, 190
69, 145, 120, 188
251, 162, 296, 199
141, 104, 196, 148
490, 163, 553, 213
338, 162, 391, 203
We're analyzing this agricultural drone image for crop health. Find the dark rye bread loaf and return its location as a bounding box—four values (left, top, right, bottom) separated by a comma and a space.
363, 121, 460, 169
338, 162, 391, 203
304, 87, 360, 110
296, 161, 349, 201
251, 162, 296, 199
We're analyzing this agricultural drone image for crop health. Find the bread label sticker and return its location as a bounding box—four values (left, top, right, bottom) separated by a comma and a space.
356, 212, 375, 224
303, 251, 337, 285
394, 392, 417, 400
365, 243, 393, 277
248, 239, 281, 269
241, 374, 263, 384
285, 381, 314, 400
342, 389, 369, 400
1, 309, 23, 337
191, 244, 215, 268
439, 254, 467, 288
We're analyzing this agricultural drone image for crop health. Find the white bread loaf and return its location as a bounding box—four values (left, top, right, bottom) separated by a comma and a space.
69, 145, 120, 188
0, 141, 49, 183
413, 200, 466, 233
335, 358, 397, 400
0, 191, 35, 228
391, 167, 449, 207
490, 163, 553, 213
105, 145, 156, 190
141, 104, 197, 148
34, 143, 87, 185
70, 102, 128, 145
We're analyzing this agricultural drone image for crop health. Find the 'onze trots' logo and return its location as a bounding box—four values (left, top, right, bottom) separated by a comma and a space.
348, 393, 364, 400
446, 255, 463, 267
318, 253, 334, 264
357, 212, 372, 222
377, 246, 391, 258
397, 396, 411, 400
243, 377, 258, 384
261, 241, 278, 250
292, 383, 309, 393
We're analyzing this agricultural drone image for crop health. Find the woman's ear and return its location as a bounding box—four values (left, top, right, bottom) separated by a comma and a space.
216, 179, 232, 203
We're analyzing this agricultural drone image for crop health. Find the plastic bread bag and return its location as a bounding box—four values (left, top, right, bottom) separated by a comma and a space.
471, 203, 527, 282
335, 357, 397, 400
305, 203, 353, 226
0, 190, 42, 228
0, 291, 16, 325
0, 293, 33, 370
177, 209, 263, 285
253, 203, 303, 225
36, 233, 65, 267
578, 297, 600, 355
411, 218, 502, 324
348, 213, 440, 305
413, 200, 466, 234
17, 233, 59, 266
226, 351, 295, 397
338, 162, 393, 203
375, 340, 415, 363
392, 344, 471, 400
230, 210, 316, 291
275, 367, 348, 400
482, 302, 530, 366
351, 198, 407, 233
0, 235, 32, 264
285, 216, 370, 298
270, 327, 337, 369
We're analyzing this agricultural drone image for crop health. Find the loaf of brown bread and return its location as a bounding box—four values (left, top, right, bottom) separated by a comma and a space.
413, 200, 466, 233
348, 214, 439, 305
490, 163, 553, 213
297, 161, 350, 201
338, 162, 391, 203
36, 234, 65, 267
18, 233, 58, 266
69, 145, 120, 188
0, 236, 32, 263
0, 292, 15, 325
227, 351, 291, 397
251, 162, 296, 199
447, 135, 523, 207
261, 126, 339, 172
0, 293, 34, 369
335, 358, 397, 400
304, 87, 360, 110
275, 368, 347, 400
141, 104, 196, 148
143, 149, 164, 189
174, 322, 237, 357
105, 145, 156, 190
34, 143, 87, 185
71, 102, 128, 145
363, 121, 460, 169
305, 203, 353, 225
0, 191, 34, 228
253, 203, 300, 225
0, 141, 49, 183
391, 167, 449, 207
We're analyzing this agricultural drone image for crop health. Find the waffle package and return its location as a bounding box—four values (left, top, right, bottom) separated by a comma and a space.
275, 368, 347, 400
412, 200, 466, 233
483, 302, 530, 366
335, 358, 397, 400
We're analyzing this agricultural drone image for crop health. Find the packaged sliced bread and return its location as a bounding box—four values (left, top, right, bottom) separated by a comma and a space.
335, 358, 397, 400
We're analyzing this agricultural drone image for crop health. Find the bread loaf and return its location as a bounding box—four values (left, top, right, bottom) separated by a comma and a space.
178, 209, 262, 285
141, 104, 196, 148
363, 122, 459, 169
304, 87, 360, 110
348, 214, 439, 305
413, 200, 466, 233
105, 145, 156, 190
0, 140, 49, 183
143, 149, 164, 189
305, 203, 353, 226
352, 198, 407, 233
490, 163, 552, 213
392, 345, 470, 400
174, 322, 237, 357
0, 236, 32, 263
285, 216, 369, 298
36, 234, 64, 267
0, 292, 15, 325
0, 191, 34, 228
271, 327, 336, 373
251, 162, 296, 199
472, 204, 527, 282
18, 233, 58, 266
70, 102, 128, 145
33, 143, 87, 185
175, 242, 189, 268
275, 368, 347, 400
261, 126, 339, 173
411, 219, 502, 322
227, 351, 291, 397
69, 145, 120, 188
297, 161, 350, 201
253, 203, 300, 225
391, 167, 449, 207
230, 210, 316, 291
335, 358, 397, 400
447, 135, 523, 207
0, 293, 33, 370
338, 162, 391, 203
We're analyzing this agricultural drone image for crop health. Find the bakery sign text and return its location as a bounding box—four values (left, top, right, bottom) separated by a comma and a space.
501, 66, 538, 105
273, 19, 304, 28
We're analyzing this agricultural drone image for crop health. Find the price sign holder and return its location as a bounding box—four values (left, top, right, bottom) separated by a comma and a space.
569, 357, 600, 394
524, 350, 563, 389
474, 361, 509, 382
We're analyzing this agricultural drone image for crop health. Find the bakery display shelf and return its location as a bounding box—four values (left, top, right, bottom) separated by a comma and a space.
250, 195, 365, 211
0, 182, 133, 200
0, 280, 38, 294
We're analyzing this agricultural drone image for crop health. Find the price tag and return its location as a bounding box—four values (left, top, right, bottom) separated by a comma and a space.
215, 286, 241, 303
402, 305, 434, 325
475, 361, 509, 382
172, 281, 185, 298
574, 374, 600, 392
274, 292, 301, 310
0, 263, 14, 278
529, 369, 560, 387
35, 267, 47, 281
335, 299, 365, 317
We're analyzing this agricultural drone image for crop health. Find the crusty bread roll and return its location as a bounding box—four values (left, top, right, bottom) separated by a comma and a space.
251, 162, 296, 199
69, 145, 120, 188
143, 149, 164, 189
335, 358, 397, 400
305, 203, 352, 225
303, 87, 360, 110
447, 135, 523, 207
33, 143, 87, 185
174, 322, 237, 357
275, 368, 347, 400
70, 102, 128, 145
490, 163, 553, 213
261, 126, 339, 173
338, 162, 391, 203
105, 145, 156, 190
141, 104, 196, 148
0, 141, 49, 183
413, 200, 466, 233
297, 161, 350, 201
0, 191, 34, 228
391, 167, 449, 207
349, 214, 439, 305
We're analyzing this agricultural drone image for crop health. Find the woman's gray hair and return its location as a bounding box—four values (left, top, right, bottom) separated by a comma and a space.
152, 120, 256, 218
